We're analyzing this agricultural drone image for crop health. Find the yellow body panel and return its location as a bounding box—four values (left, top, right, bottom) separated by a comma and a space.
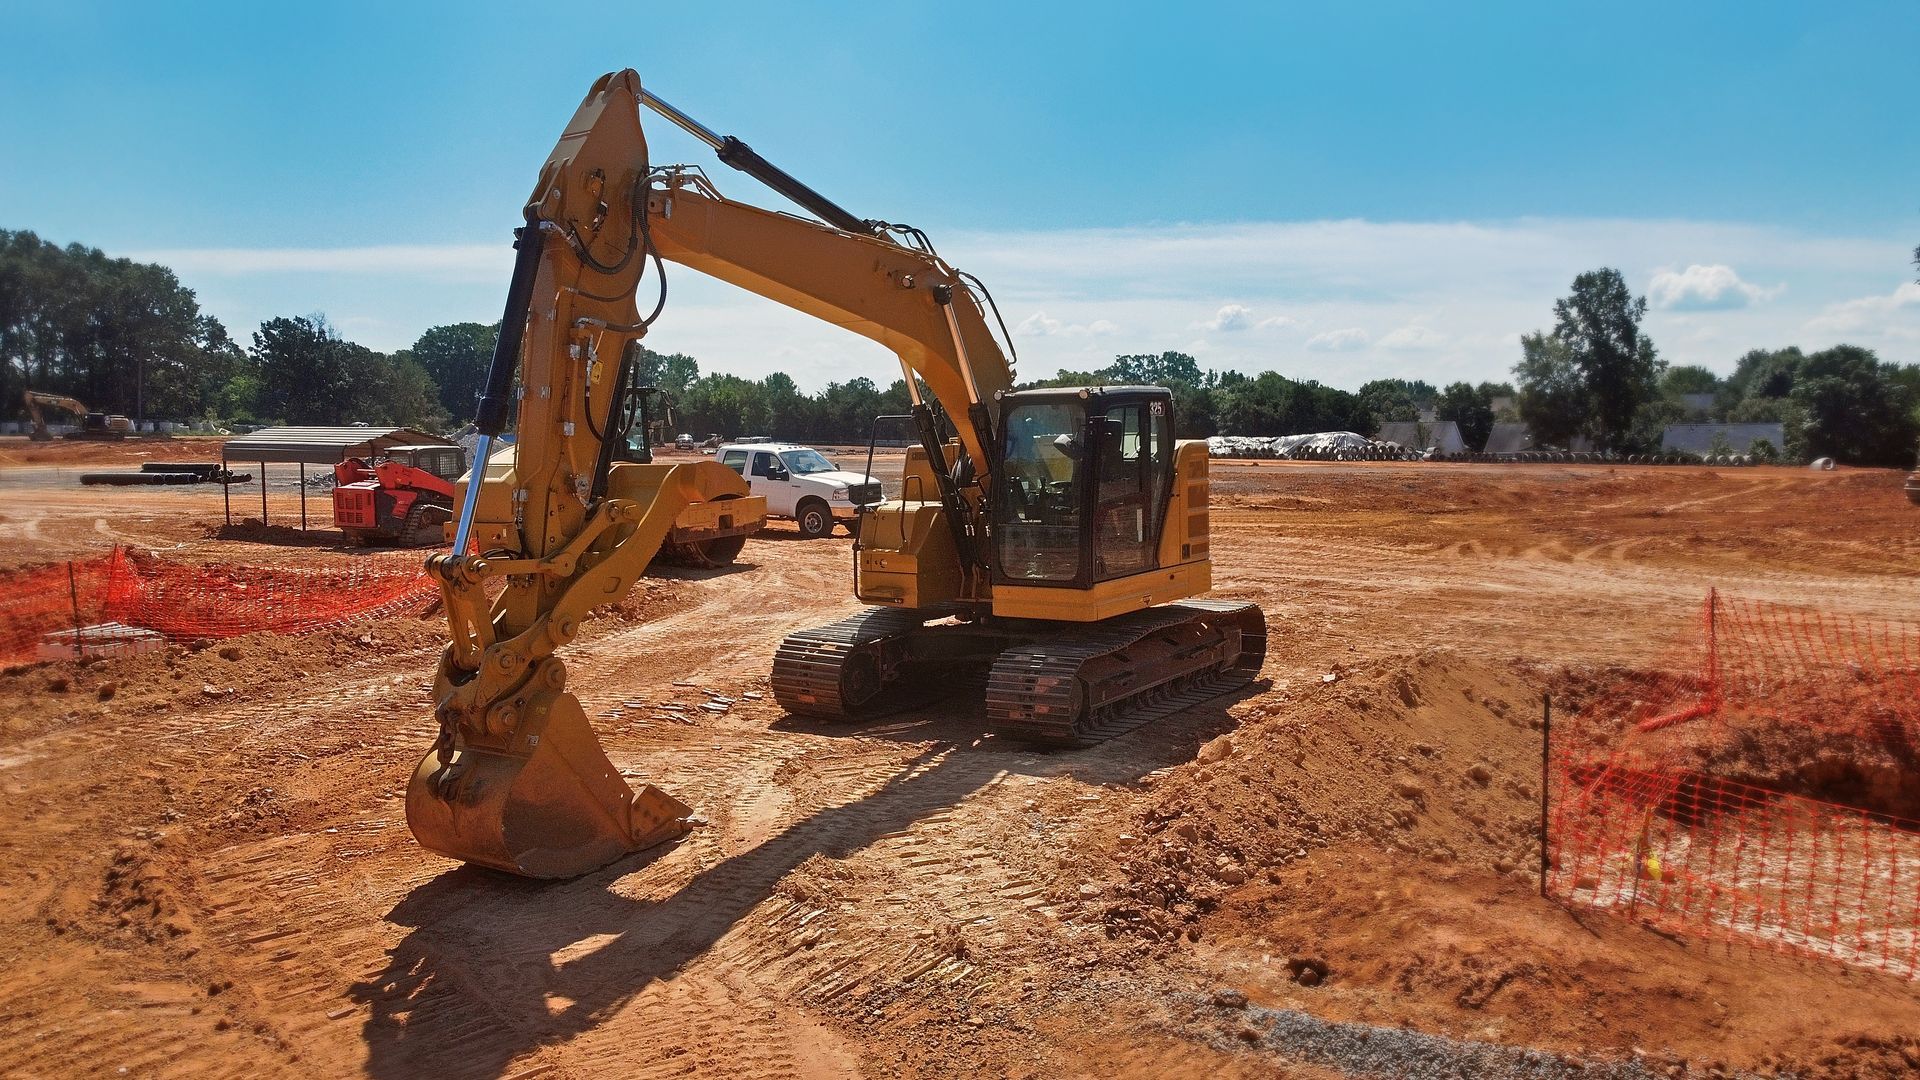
991, 561, 1211, 621
1160, 440, 1212, 567
855, 500, 963, 607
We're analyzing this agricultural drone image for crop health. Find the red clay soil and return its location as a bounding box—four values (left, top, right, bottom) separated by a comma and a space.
1, 460, 1918, 1078
0, 434, 232, 468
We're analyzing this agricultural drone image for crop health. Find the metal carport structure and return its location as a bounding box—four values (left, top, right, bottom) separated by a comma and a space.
219, 426, 453, 528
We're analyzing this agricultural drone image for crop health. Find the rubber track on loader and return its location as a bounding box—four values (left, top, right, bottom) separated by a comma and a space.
771, 607, 931, 718
985, 599, 1266, 747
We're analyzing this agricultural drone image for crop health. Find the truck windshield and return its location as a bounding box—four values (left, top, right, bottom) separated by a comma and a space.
782, 449, 838, 475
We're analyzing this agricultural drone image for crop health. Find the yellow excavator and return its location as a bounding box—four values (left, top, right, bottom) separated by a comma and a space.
22, 390, 132, 441
407, 70, 1264, 878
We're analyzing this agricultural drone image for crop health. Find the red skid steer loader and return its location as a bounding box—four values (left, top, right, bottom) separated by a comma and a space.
332, 444, 466, 546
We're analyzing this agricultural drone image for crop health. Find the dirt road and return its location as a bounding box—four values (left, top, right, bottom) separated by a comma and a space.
2, 454, 1917, 1078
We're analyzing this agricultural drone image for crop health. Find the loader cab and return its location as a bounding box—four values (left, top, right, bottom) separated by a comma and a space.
993, 386, 1174, 589
387, 445, 466, 481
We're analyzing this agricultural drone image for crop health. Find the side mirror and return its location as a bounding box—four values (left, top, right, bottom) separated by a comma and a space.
770, 467, 790, 481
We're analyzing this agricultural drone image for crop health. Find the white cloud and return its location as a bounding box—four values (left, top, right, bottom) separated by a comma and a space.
1202, 304, 1252, 332
1378, 325, 1446, 350
1254, 314, 1298, 331
1805, 281, 1920, 338
1014, 310, 1116, 338
1648, 263, 1781, 311
1305, 327, 1370, 351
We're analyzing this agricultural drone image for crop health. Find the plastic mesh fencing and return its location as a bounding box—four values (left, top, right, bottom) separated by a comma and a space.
1547, 591, 1920, 979
0, 547, 438, 664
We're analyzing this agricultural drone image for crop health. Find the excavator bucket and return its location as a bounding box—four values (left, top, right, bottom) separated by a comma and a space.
405, 689, 691, 878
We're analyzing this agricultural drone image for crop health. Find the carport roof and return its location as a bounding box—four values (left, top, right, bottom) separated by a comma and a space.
220, 426, 452, 465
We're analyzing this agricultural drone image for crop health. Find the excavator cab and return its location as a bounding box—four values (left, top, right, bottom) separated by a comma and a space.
994, 386, 1173, 588
603, 380, 670, 465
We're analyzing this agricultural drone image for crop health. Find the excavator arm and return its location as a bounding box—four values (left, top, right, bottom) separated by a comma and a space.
408, 71, 768, 877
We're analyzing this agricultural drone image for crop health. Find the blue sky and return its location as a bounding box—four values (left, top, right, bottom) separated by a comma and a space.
3, 1, 1916, 390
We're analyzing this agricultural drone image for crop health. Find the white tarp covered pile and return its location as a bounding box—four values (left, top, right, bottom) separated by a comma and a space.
1207, 432, 1411, 460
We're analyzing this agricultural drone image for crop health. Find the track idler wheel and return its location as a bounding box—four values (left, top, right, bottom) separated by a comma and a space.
405, 684, 691, 878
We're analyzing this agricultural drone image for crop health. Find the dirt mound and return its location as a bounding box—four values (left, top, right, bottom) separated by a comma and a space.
0, 618, 444, 746
1065, 652, 1546, 943
1055, 652, 1920, 1077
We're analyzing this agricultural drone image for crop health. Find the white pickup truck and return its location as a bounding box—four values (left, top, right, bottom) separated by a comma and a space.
715, 443, 883, 538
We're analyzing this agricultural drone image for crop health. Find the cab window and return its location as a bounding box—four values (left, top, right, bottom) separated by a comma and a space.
996, 401, 1084, 583
751, 452, 781, 478
719, 450, 748, 475
1093, 404, 1152, 578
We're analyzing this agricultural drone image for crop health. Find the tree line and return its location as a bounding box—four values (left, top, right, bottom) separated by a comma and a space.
1511, 266, 1920, 466
5, 230, 1916, 465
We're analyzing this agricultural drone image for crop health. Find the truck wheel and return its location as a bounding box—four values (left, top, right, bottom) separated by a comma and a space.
796, 499, 833, 540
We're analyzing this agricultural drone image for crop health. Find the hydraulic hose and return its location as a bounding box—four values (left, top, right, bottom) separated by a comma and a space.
453, 221, 545, 555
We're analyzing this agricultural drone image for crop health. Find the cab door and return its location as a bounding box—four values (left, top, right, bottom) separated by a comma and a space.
1092, 400, 1169, 580
749, 451, 796, 515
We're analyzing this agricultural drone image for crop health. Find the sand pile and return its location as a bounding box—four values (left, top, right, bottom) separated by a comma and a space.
1061, 652, 1549, 942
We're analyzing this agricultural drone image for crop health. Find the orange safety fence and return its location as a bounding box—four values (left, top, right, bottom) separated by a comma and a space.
1547, 591, 1920, 979
0, 547, 439, 664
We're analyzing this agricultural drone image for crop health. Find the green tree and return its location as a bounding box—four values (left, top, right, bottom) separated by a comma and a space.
760, 371, 809, 438
1356, 378, 1437, 425
350, 349, 448, 430
409, 322, 497, 423
634, 346, 699, 399
1513, 331, 1584, 448
248, 314, 445, 428
1787, 345, 1917, 466
1660, 364, 1719, 398
1215, 372, 1367, 436
250, 315, 356, 423
1105, 351, 1205, 387
0, 229, 236, 421
1549, 268, 1663, 452
1724, 346, 1803, 405
1435, 381, 1495, 451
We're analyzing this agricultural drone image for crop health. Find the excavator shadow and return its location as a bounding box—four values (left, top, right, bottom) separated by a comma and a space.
351, 693, 1253, 1079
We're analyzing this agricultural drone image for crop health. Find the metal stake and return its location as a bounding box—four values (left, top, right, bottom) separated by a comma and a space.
1539, 693, 1552, 898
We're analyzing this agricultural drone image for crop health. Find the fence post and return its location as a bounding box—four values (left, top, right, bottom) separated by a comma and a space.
1539, 692, 1552, 898
67, 561, 82, 661
1705, 586, 1720, 707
